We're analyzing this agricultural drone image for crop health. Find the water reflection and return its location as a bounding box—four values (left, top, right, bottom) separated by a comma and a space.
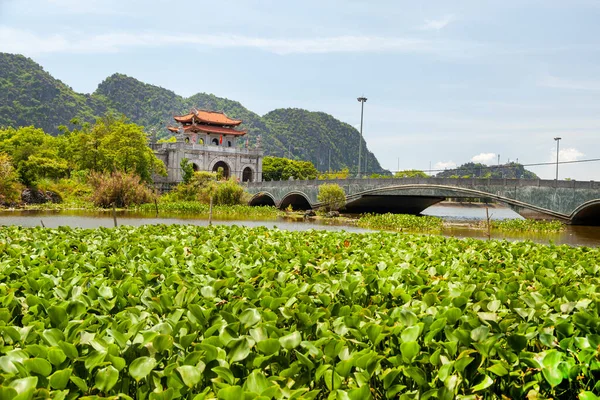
1, 206, 599, 247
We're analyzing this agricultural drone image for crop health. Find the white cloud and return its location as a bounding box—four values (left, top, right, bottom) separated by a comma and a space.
556, 147, 585, 162
420, 14, 455, 31
0, 27, 445, 56
471, 152, 497, 164
538, 74, 600, 91
434, 161, 457, 170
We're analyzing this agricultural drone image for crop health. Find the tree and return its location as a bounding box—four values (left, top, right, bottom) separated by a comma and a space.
262, 156, 318, 181
317, 183, 346, 212
60, 114, 167, 182
0, 126, 69, 186
180, 158, 194, 184
0, 153, 22, 204
395, 169, 428, 178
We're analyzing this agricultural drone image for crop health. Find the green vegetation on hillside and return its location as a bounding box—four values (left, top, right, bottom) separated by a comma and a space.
263, 108, 386, 174
0, 53, 388, 174
436, 162, 538, 179
262, 156, 318, 181
0, 54, 108, 134
1, 224, 599, 398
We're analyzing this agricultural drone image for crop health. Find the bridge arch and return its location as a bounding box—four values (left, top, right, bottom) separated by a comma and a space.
249, 192, 277, 207
342, 184, 570, 221
570, 200, 600, 226
280, 191, 312, 211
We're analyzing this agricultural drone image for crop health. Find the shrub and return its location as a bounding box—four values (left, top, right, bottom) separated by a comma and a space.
164, 171, 218, 202
36, 177, 93, 205
88, 171, 155, 208
180, 158, 195, 184
213, 178, 246, 205
0, 153, 22, 205
317, 183, 346, 212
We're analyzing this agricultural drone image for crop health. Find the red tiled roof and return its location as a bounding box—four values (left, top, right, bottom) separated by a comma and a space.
174, 109, 242, 126
183, 124, 247, 136
167, 126, 179, 133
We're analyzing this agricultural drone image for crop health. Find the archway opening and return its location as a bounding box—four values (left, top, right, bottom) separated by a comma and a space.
192, 163, 200, 172
212, 138, 219, 146
571, 203, 600, 226
280, 193, 312, 211
249, 194, 276, 207
212, 161, 230, 180
242, 167, 253, 182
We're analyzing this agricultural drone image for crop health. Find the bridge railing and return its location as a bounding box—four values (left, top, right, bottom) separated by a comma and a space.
247, 177, 599, 189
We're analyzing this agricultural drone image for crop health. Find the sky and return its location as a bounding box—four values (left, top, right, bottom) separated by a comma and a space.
1, 0, 599, 180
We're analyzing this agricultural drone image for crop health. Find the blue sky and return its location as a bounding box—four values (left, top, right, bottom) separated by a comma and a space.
1, 0, 599, 179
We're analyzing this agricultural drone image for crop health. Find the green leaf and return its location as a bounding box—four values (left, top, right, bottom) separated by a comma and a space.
244, 370, 271, 394
239, 309, 261, 327
48, 348, 67, 366
507, 334, 528, 352
152, 334, 174, 353
129, 356, 157, 382
84, 350, 106, 371
24, 357, 52, 376
96, 365, 119, 392
470, 326, 489, 342
70, 375, 88, 392
217, 385, 243, 400
471, 374, 494, 392
279, 331, 302, 350
48, 306, 68, 329
50, 369, 72, 390
400, 341, 420, 363
212, 367, 236, 385
257, 338, 280, 355
580, 392, 600, 400
324, 370, 343, 391
228, 337, 251, 363
487, 363, 509, 377
401, 325, 421, 343
177, 365, 202, 388
58, 341, 78, 360
8, 376, 38, 397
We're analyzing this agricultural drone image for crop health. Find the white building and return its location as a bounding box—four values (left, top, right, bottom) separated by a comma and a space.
153, 109, 263, 184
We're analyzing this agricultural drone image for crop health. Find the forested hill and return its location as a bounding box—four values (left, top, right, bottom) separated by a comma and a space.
0, 52, 388, 174
0, 53, 109, 133
435, 162, 539, 179
263, 108, 383, 174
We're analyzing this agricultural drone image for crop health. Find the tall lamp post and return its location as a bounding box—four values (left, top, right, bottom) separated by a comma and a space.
554, 137, 561, 183
357, 96, 367, 177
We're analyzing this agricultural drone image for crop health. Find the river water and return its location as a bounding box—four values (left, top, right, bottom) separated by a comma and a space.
1, 204, 599, 247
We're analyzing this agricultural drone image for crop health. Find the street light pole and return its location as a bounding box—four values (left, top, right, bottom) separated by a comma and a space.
357, 96, 367, 177
554, 137, 561, 183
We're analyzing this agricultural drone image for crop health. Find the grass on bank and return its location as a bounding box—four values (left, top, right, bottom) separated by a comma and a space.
136, 201, 282, 219
491, 218, 566, 233
357, 212, 444, 232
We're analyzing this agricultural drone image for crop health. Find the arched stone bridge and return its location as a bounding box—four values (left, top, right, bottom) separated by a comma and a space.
246, 177, 600, 225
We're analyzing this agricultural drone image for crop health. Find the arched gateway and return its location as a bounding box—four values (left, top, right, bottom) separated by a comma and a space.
153, 109, 263, 184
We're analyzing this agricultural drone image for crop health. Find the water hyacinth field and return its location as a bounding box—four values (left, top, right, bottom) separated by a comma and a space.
0, 225, 600, 399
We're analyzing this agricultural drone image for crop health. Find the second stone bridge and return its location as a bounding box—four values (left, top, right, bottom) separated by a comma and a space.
246, 177, 600, 225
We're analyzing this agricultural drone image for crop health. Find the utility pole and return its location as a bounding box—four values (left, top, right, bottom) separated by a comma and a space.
357, 96, 367, 177
554, 137, 561, 183
397, 157, 400, 174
